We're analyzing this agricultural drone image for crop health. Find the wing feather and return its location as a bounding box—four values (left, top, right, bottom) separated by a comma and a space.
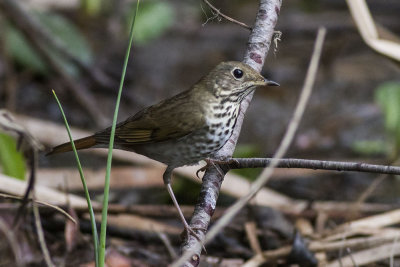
94, 91, 206, 145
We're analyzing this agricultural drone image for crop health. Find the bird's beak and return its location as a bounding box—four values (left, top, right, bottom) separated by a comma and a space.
252, 77, 279, 88
265, 78, 279, 86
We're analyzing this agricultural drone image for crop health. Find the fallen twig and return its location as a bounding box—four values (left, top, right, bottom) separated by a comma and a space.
326, 241, 400, 267
0, 193, 76, 223
0, 173, 97, 208
244, 228, 400, 266
32, 198, 55, 267
0, 218, 24, 267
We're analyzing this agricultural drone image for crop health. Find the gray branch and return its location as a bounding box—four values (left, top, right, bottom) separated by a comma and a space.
229, 158, 400, 175
179, 0, 282, 265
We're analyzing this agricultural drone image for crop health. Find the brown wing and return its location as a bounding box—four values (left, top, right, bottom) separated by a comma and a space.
94, 92, 206, 145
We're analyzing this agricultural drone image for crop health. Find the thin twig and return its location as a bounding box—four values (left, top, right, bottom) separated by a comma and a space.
13, 150, 36, 228
0, 110, 42, 227
200, 2, 220, 27
202, 0, 252, 30
157, 232, 178, 260
244, 229, 400, 265
0, 193, 76, 224
338, 232, 346, 267
227, 158, 400, 176
326, 241, 400, 267
25, 120, 55, 266
33, 196, 55, 267
389, 233, 399, 267
346, 247, 358, 267
351, 158, 400, 215
0, 218, 24, 267
244, 221, 262, 255
351, 173, 387, 216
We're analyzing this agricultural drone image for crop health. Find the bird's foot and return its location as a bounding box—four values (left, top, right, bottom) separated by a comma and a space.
182, 223, 207, 253
195, 165, 207, 179
196, 158, 223, 178
164, 181, 207, 252
196, 158, 238, 178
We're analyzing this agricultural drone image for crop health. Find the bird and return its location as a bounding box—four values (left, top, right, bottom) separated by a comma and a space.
47, 61, 278, 239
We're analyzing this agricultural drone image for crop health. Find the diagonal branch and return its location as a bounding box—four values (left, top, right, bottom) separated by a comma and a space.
176, 1, 283, 266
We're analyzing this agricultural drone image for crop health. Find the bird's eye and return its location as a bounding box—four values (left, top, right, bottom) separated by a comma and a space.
232, 68, 244, 79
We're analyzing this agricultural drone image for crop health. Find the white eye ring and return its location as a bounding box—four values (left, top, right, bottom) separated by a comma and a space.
232, 68, 244, 79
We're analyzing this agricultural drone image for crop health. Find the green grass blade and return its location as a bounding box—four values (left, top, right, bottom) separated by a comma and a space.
52, 90, 99, 266
98, 1, 140, 266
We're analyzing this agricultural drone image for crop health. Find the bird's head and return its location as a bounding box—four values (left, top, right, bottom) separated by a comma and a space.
203, 61, 278, 103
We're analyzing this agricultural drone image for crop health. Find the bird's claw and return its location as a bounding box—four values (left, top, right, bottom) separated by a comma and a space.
196, 165, 207, 179
183, 225, 207, 253
196, 158, 235, 179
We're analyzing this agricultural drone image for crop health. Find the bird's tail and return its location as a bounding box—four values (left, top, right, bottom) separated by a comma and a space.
46, 135, 97, 155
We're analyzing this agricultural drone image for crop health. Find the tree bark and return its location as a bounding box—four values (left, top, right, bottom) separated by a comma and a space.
179, 1, 282, 265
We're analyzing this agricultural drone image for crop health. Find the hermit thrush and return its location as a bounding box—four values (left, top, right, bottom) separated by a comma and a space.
48, 61, 278, 238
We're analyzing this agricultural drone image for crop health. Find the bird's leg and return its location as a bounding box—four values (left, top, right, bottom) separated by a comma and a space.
163, 167, 205, 242
196, 158, 237, 178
